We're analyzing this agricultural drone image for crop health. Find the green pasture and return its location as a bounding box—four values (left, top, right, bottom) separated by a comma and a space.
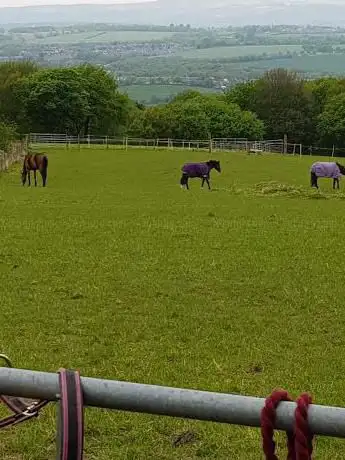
175, 44, 303, 59
28, 30, 175, 44
235, 53, 345, 74
1, 148, 345, 459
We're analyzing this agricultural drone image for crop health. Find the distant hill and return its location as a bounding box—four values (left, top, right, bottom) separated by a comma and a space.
2, 1, 345, 27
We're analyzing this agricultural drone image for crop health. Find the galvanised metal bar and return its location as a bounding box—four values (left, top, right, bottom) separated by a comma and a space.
1, 367, 345, 438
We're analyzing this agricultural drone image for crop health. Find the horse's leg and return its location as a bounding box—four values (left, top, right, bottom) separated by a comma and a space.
40, 168, 47, 187
180, 173, 187, 189
311, 172, 318, 188
201, 177, 205, 188
34, 170, 37, 187
186, 177, 189, 190
206, 178, 211, 190
28, 171, 31, 187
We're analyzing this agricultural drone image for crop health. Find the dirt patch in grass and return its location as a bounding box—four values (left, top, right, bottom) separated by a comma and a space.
250, 181, 345, 200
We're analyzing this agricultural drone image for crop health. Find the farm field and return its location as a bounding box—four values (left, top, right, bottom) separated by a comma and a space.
121, 84, 219, 102
175, 44, 303, 59
249, 53, 345, 74
28, 30, 176, 44
1, 148, 345, 459
215, 53, 345, 79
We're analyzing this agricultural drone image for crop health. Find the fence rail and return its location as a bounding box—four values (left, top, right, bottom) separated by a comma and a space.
1, 367, 345, 438
28, 133, 345, 158
29, 133, 289, 154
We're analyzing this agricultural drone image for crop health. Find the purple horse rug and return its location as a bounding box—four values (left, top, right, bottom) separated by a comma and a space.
181, 163, 210, 178
310, 162, 342, 179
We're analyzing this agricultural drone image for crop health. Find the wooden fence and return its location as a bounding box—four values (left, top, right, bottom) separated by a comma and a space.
0, 141, 27, 172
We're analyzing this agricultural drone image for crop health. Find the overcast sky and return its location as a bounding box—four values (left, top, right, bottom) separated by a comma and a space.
0, 0, 152, 7
0, 0, 337, 7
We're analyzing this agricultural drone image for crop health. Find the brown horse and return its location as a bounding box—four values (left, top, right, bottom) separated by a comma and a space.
21, 153, 48, 187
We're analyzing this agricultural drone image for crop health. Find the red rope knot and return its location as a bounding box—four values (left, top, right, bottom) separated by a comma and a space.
261, 390, 295, 460
294, 393, 313, 460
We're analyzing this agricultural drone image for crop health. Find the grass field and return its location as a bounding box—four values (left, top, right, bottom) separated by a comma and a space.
28, 30, 175, 44
245, 53, 345, 74
1, 148, 345, 459
215, 53, 345, 79
121, 84, 219, 103
175, 44, 303, 59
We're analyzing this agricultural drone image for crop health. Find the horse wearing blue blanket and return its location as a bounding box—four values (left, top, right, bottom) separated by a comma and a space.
310, 161, 345, 189
180, 160, 221, 190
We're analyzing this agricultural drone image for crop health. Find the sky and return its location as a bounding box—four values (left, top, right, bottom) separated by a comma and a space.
0, 0, 152, 7
0, 0, 337, 7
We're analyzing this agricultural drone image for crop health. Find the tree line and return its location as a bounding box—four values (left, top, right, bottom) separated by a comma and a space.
224, 68, 345, 147
1, 62, 345, 147
0, 61, 264, 141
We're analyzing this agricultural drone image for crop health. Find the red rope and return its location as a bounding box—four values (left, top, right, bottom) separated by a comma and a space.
261, 390, 313, 460
261, 390, 296, 460
294, 393, 313, 460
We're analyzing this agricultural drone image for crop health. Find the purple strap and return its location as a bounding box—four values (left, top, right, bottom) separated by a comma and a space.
57, 369, 84, 460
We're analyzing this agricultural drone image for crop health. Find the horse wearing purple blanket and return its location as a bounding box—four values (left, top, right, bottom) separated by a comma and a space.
180, 160, 221, 190
310, 161, 345, 189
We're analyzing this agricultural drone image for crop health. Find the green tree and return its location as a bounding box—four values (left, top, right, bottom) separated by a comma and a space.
254, 69, 314, 143
0, 122, 17, 151
318, 93, 345, 146
307, 77, 345, 116
75, 64, 130, 135
223, 80, 258, 113
129, 94, 264, 140
225, 69, 314, 143
16, 65, 131, 135
0, 60, 38, 126
17, 67, 89, 135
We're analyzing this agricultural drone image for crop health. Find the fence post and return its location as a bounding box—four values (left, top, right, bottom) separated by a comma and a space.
283, 134, 287, 154
88, 135, 91, 148
332, 145, 335, 157
300, 144, 302, 157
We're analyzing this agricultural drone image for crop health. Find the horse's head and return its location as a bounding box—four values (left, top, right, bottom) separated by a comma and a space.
21, 168, 27, 185
336, 162, 345, 176
208, 160, 221, 173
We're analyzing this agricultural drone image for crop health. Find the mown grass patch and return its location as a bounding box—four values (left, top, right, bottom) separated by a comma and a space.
1, 149, 345, 459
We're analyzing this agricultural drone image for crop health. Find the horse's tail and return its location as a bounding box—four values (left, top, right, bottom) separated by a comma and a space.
40, 155, 48, 187
43, 155, 48, 171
